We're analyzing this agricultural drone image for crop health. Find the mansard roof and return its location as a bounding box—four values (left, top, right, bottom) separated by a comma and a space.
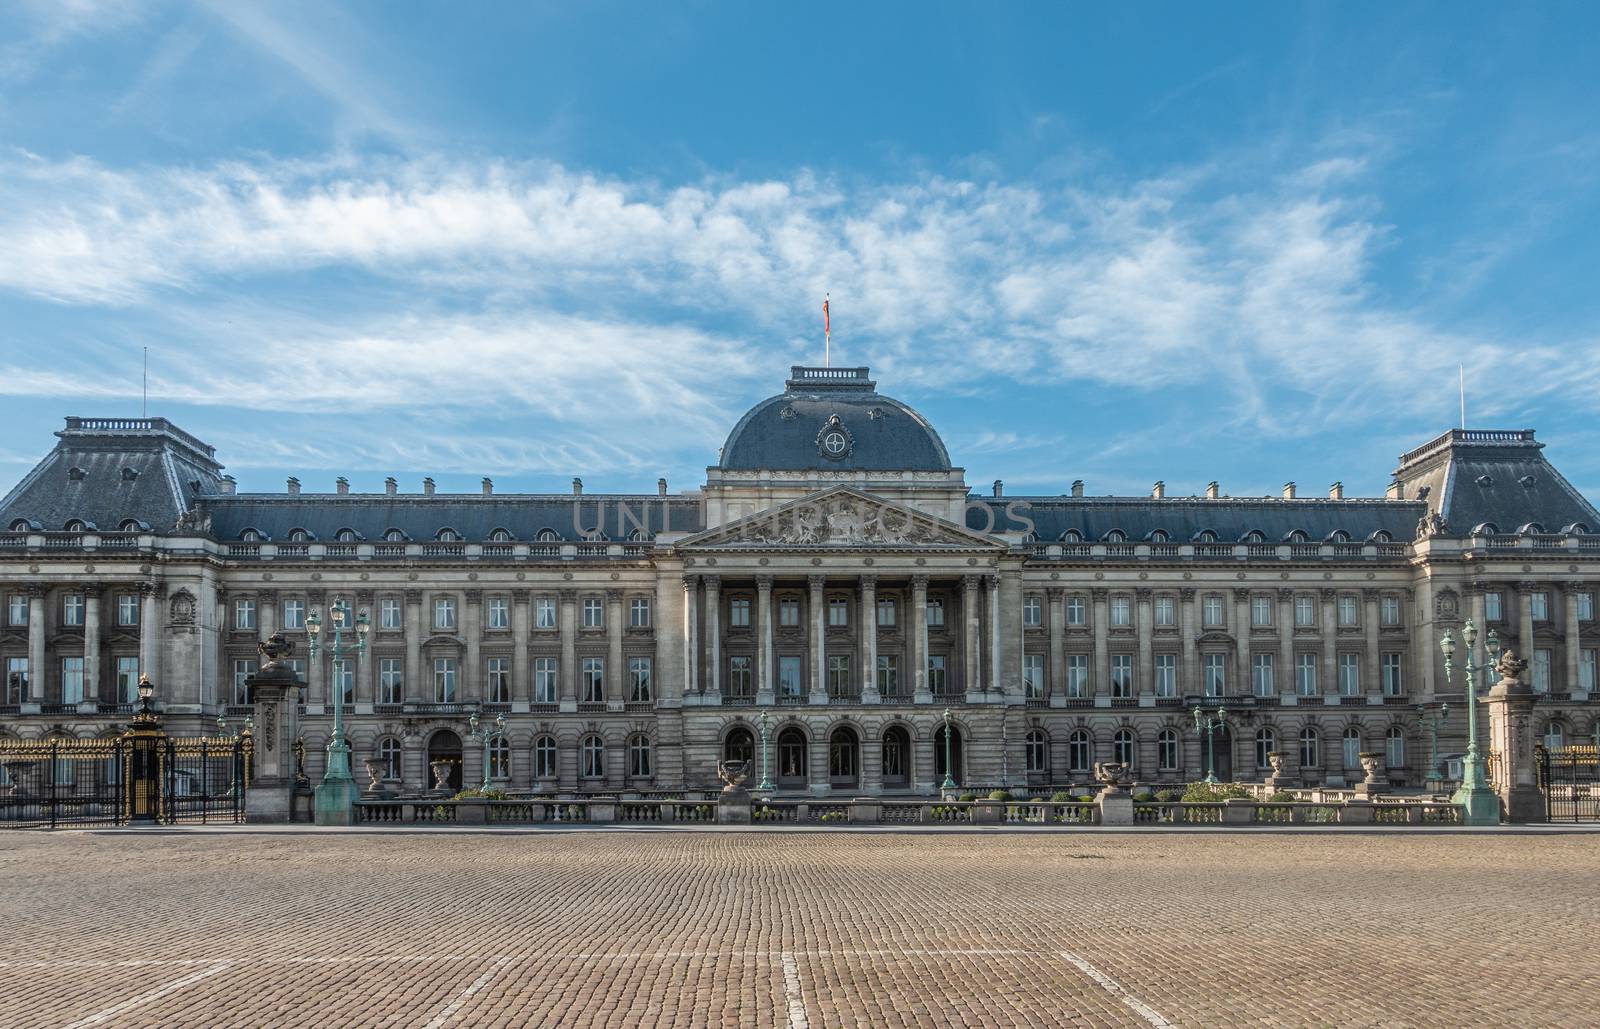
968, 497, 1427, 542
1393, 429, 1600, 536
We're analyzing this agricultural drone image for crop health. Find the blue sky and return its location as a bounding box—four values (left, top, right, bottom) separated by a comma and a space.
2, 2, 1598, 503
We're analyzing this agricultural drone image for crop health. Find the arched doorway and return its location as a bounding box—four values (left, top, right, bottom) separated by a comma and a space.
933, 724, 964, 786
1210, 725, 1233, 783
427, 730, 463, 792
724, 727, 754, 765
828, 726, 859, 789
776, 727, 807, 789
881, 726, 911, 791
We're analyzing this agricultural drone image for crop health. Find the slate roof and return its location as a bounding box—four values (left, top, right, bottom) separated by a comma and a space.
1393, 430, 1600, 535
717, 366, 953, 472
967, 497, 1427, 542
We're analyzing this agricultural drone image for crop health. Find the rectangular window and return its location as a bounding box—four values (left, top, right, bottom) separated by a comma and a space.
233, 598, 258, 631
332, 658, 354, 706
778, 655, 802, 696
380, 598, 402, 630
282, 598, 305, 630
63, 594, 85, 627
926, 655, 948, 695
487, 598, 510, 630
827, 654, 851, 696
1252, 653, 1275, 697
1066, 596, 1086, 626
1581, 650, 1597, 693
1023, 653, 1045, 698
486, 657, 510, 703
779, 597, 800, 627
1337, 595, 1358, 626
1294, 595, 1316, 627
827, 598, 849, 627
582, 598, 603, 628
6, 594, 26, 626
1154, 654, 1176, 698
231, 659, 254, 705
630, 597, 651, 628
1066, 654, 1089, 698
926, 599, 945, 627
533, 658, 558, 703
1022, 595, 1042, 628
115, 657, 139, 703
1530, 592, 1549, 621
876, 654, 900, 696
1532, 649, 1552, 693
1154, 597, 1175, 627
1203, 654, 1225, 697
726, 656, 750, 698
729, 597, 751, 628
1381, 653, 1404, 696
433, 658, 456, 702
1485, 591, 1503, 621
116, 594, 139, 626
1202, 595, 1224, 627
4, 658, 24, 704
1110, 596, 1131, 627
1338, 653, 1360, 696
1110, 654, 1133, 698
630, 657, 654, 702
1578, 592, 1595, 621
379, 658, 402, 704
1251, 596, 1272, 627
581, 657, 605, 703
434, 597, 456, 631
1297, 654, 1318, 696
1380, 595, 1402, 626
877, 597, 896, 627
535, 598, 557, 629
61, 657, 84, 704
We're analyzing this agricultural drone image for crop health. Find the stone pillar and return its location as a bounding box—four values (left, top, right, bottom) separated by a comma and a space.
23, 587, 44, 704
1320, 589, 1338, 700
1179, 588, 1197, 698
987, 575, 1002, 696
1277, 589, 1295, 701
463, 590, 483, 703
559, 589, 578, 711
511, 590, 531, 707
1232, 589, 1250, 698
861, 729, 882, 795
1090, 588, 1109, 699
355, 591, 376, 706
1517, 581, 1537, 669
809, 575, 828, 703
305, 589, 326, 706
1485, 651, 1543, 822
606, 589, 624, 705
1564, 584, 1583, 694
860, 575, 880, 703
259, 589, 278, 638
1047, 587, 1066, 706
82, 587, 101, 706
912, 575, 931, 703
808, 732, 830, 796
756, 575, 774, 705
245, 637, 304, 822
404, 589, 423, 702
1363, 589, 1381, 700
704, 576, 722, 702
682, 576, 699, 697
138, 581, 164, 693
1135, 588, 1153, 699
962, 575, 981, 697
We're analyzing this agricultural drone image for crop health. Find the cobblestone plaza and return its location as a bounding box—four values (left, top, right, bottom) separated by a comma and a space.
3, 828, 1597, 1027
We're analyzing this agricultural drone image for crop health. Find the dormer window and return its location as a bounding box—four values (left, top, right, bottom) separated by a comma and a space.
582, 528, 607, 541
1370, 530, 1392, 543
436, 528, 461, 542
1103, 529, 1126, 543
240, 528, 262, 542
1196, 529, 1218, 543
64, 519, 86, 532
335, 528, 358, 542
1147, 529, 1169, 543
68, 467, 86, 481
1242, 530, 1265, 544
535, 528, 560, 543
119, 520, 142, 532
1060, 529, 1082, 543
488, 528, 513, 543
1286, 530, 1309, 543
8, 519, 30, 532
1328, 530, 1351, 543
287, 528, 311, 542
383, 528, 406, 542
121, 467, 139, 481
626, 528, 651, 542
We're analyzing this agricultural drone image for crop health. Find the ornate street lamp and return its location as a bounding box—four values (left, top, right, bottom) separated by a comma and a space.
307, 597, 369, 822
1440, 621, 1499, 825
941, 708, 957, 791
756, 709, 773, 793
466, 707, 509, 792
1416, 701, 1450, 791
1192, 705, 1229, 785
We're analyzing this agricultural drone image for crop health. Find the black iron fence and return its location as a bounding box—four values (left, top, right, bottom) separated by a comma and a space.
165, 736, 249, 824
1538, 744, 1600, 823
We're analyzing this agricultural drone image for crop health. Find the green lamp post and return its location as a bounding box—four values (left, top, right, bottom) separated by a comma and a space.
1440, 621, 1500, 825
1416, 701, 1450, 791
1193, 706, 1229, 785
940, 708, 957, 791
756, 709, 773, 793
465, 707, 509, 792
307, 597, 369, 825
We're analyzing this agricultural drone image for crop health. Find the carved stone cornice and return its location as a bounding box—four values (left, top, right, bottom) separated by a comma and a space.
1516, 580, 1541, 594
807, 575, 826, 592
139, 581, 166, 598
754, 575, 774, 591
911, 574, 930, 592
702, 576, 721, 594
858, 574, 878, 590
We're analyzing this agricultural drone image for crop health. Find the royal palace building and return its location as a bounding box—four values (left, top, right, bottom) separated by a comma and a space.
2, 365, 1598, 796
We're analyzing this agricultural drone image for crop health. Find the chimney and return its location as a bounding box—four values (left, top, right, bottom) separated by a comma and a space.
1282, 481, 1296, 499
336, 477, 349, 495
1070, 479, 1084, 498
1205, 481, 1220, 499
1385, 477, 1404, 501
423, 477, 435, 496
482, 477, 493, 496
1152, 480, 1165, 499
657, 477, 668, 497
384, 477, 397, 495
219, 474, 236, 495
286, 476, 300, 496
992, 479, 1004, 498
572, 477, 583, 496
1329, 481, 1344, 500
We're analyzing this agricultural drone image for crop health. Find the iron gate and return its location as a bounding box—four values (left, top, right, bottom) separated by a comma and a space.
164, 736, 249, 824
0, 738, 127, 829
1537, 745, 1600, 822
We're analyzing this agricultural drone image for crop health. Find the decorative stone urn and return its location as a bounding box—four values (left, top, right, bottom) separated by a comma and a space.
1264, 751, 1290, 790
716, 759, 752, 825
1093, 761, 1131, 792
363, 759, 387, 795
1354, 751, 1387, 796
429, 759, 454, 796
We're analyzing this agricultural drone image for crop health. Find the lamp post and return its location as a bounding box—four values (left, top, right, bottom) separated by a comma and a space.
940, 708, 957, 791
465, 707, 509, 792
1440, 621, 1500, 825
756, 709, 773, 793
125, 673, 163, 824
1192, 706, 1229, 785
1416, 701, 1450, 791
306, 597, 369, 824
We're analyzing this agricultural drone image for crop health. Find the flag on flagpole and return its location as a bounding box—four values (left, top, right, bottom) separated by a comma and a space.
823, 296, 830, 337
823, 294, 831, 367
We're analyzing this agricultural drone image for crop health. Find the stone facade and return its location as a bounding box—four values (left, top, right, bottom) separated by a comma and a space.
3, 368, 1598, 795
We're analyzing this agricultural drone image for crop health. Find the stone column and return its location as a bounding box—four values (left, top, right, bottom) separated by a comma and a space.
139, 581, 164, 692
1320, 589, 1338, 700
559, 589, 578, 711
355, 590, 376, 706
82, 587, 101, 706
463, 590, 483, 703
704, 576, 722, 701
756, 575, 774, 705
245, 647, 304, 823
1047, 587, 1066, 706
1565, 584, 1583, 694
26, 585, 45, 702
682, 576, 699, 698
963, 576, 982, 699
1277, 589, 1295, 702
1232, 589, 1250, 697
305, 589, 326, 706
1485, 652, 1543, 822
1090, 588, 1109, 700
809, 575, 828, 703
511, 589, 530, 707
606, 589, 624, 705
403, 589, 423, 702
1518, 581, 1537, 669
1362, 589, 1381, 700
912, 575, 931, 703
1179, 588, 1197, 698
987, 575, 1002, 696
860, 575, 880, 703
1135, 588, 1153, 700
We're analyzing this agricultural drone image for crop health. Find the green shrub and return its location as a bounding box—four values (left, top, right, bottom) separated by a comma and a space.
451, 786, 509, 801
1132, 789, 1154, 802
1182, 782, 1251, 803
1268, 791, 1299, 804
988, 789, 1012, 802
1050, 791, 1074, 803
1154, 789, 1182, 802
957, 792, 977, 803
1074, 789, 1095, 801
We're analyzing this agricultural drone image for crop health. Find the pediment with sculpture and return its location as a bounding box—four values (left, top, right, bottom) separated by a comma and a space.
678, 487, 1003, 551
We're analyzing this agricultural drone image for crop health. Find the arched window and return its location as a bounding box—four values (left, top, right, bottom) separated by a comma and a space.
533, 735, 558, 779
1196, 529, 1218, 543
626, 528, 651, 542
119, 519, 143, 532
383, 528, 406, 542
1385, 726, 1405, 768
488, 737, 510, 779
580, 735, 605, 779
64, 519, 86, 533
881, 726, 910, 786
724, 728, 754, 765
1113, 728, 1136, 768
1025, 729, 1048, 773
287, 528, 311, 542
1157, 729, 1179, 770
436, 528, 461, 542
1329, 530, 1351, 543
1148, 529, 1169, 543
536, 528, 561, 543
1342, 727, 1362, 769
628, 734, 653, 779
582, 527, 608, 541
335, 528, 358, 542
1068, 729, 1092, 773
1286, 530, 1309, 544
8, 519, 30, 532
777, 727, 808, 783
1299, 727, 1320, 768
1060, 529, 1082, 543
240, 528, 262, 542
1255, 727, 1277, 768
828, 727, 859, 784
378, 737, 402, 780
1542, 722, 1565, 751
1242, 530, 1265, 544
488, 528, 513, 542
1371, 530, 1392, 543
1104, 529, 1126, 543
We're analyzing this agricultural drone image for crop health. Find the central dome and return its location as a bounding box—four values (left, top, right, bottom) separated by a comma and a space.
718, 366, 952, 472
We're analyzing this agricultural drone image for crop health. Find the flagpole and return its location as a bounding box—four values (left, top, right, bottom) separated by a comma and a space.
1458, 364, 1466, 429
824, 293, 831, 368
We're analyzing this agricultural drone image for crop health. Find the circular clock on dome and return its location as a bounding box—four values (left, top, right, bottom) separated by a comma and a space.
816, 415, 854, 461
